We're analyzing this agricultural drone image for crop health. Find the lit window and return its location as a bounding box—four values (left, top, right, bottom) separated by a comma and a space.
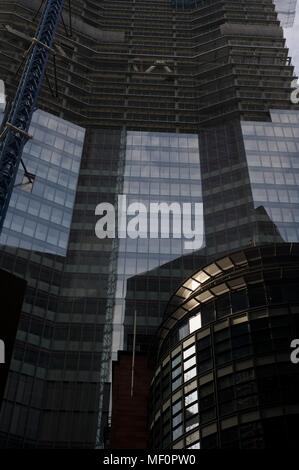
184, 366, 197, 382
189, 312, 202, 333
187, 442, 200, 449
186, 403, 198, 416
183, 345, 196, 359
185, 390, 198, 406
184, 356, 196, 371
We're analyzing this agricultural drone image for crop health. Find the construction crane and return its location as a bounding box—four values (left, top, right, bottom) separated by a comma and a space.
0, 0, 65, 233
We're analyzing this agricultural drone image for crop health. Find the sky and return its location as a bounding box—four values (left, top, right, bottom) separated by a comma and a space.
284, 3, 299, 75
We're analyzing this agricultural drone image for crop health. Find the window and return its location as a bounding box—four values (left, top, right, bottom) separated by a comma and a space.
184, 367, 197, 383
172, 366, 182, 380
20, 173, 35, 193
185, 390, 198, 406
173, 425, 183, 441
172, 399, 182, 415
172, 377, 182, 391
172, 354, 181, 369
187, 442, 200, 449
23, 219, 36, 237
184, 356, 196, 371
216, 294, 231, 318
35, 224, 47, 241
179, 323, 189, 340
231, 289, 249, 313
248, 286, 266, 307
185, 402, 198, 416
186, 415, 199, 432
183, 345, 196, 360
201, 301, 216, 326
11, 215, 24, 232
172, 413, 182, 428
189, 312, 202, 333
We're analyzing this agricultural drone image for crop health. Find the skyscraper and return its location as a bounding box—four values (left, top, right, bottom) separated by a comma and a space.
0, 0, 298, 449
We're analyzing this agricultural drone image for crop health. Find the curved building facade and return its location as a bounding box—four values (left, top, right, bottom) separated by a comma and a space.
149, 244, 299, 449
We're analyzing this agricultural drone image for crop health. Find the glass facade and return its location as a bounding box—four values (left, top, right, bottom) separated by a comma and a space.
170, 0, 298, 19
274, 0, 297, 27
112, 130, 204, 356
0, 110, 85, 256
198, 121, 256, 257
123, 131, 203, 265
0, 128, 120, 448
243, 109, 299, 244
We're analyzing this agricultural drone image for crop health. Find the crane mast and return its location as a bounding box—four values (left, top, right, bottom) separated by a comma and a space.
0, 0, 65, 233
